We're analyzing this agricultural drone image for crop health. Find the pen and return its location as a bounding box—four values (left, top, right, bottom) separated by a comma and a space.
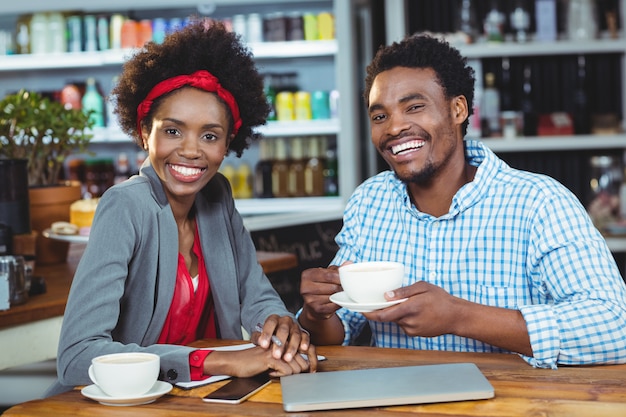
254, 323, 282, 347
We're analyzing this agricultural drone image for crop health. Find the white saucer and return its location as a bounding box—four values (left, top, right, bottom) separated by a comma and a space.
329, 291, 407, 313
81, 381, 172, 406
43, 228, 89, 243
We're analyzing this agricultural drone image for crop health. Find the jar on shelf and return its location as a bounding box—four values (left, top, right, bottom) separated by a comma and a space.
567, 0, 598, 41
587, 155, 622, 230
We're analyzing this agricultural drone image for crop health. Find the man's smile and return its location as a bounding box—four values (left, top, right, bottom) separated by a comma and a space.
390, 139, 425, 155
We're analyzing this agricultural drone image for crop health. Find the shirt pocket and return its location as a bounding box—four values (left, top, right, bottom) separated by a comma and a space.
473, 284, 524, 309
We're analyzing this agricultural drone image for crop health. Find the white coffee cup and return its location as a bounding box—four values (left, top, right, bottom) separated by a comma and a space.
88, 352, 160, 398
338, 261, 405, 303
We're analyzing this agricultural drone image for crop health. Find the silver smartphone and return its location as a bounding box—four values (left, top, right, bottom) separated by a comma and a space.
202, 373, 271, 404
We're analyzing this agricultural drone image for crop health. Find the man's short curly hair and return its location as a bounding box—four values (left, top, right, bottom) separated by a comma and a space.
112, 19, 269, 157
363, 34, 475, 137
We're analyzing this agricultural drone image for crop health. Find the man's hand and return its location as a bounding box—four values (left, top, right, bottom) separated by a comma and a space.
299, 265, 346, 345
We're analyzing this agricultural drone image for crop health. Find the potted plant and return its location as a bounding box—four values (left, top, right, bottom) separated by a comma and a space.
0, 89, 94, 264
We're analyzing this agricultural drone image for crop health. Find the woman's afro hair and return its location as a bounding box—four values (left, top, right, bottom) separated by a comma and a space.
111, 18, 269, 157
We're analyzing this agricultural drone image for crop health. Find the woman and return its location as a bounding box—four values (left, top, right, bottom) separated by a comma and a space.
48, 19, 315, 396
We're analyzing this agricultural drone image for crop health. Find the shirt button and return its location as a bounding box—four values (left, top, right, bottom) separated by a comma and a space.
192, 355, 199, 361
429, 271, 437, 279
166, 369, 178, 380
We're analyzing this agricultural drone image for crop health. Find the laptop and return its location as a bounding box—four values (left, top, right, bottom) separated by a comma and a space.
280, 362, 494, 412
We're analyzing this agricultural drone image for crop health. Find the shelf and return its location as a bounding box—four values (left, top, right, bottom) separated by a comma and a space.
0, 40, 338, 72
250, 40, 337, 59
605, 236, 626, 252
0, 0, 324, 14
456, 38, 626, 59
235, 196, 344, 216
90, 118, 340, 143
478, 134, 626, 153
242, 206, 343, 231
259, 119, 340, 137
0, 50, 131, 71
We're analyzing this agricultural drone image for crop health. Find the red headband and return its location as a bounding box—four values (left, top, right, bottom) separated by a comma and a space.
136, 70, 242, 136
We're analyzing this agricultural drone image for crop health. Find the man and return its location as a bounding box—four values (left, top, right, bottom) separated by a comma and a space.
298, 34, 626, 369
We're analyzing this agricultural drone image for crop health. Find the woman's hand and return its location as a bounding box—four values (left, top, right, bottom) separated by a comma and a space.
204, 344, 312, 378
252, 315, 318, 373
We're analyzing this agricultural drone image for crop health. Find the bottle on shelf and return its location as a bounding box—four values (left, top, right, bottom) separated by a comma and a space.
467, 59, 483, 139
231, 14, 247, 42
47, 12, 66, 53
114, 152, 130, 184
15, 14, 31, 54
294, 91, 312, 121
152, 18, 168, 44
60, 83, 82, 110
276, 91, 295, 121
567, 0, 598, 41
82, 77, 105, 128
84, 159, 101, 198
138, 20, 153, 47
510, 0, 530, 42
110, 14, 125, 50
236, 163, 253, 199
572, 55, 590, 135
97, 15, 110, 51
220, 163, 237, 196
121, 19, 139, 49
317, 12, 335, 40
135, 151, 147, 174
322, 138, 338, 197
456, 0, 478, 43
288, 137, 306, 197
246, 13, 264, 43
272, 137, 290, 198
84, 15, 98, 52
483, 2, 505, 43
481, 72, 500, 137
29, 12, 47, 54
304, 136, 325, 197
107, 76, 120, 129
67, 15, 83, 53
520, 64, 537, 136
254, 139, 274, 198
500, 58, 513, 112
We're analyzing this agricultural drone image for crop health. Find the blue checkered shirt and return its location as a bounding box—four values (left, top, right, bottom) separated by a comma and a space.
331, 140, 626, 369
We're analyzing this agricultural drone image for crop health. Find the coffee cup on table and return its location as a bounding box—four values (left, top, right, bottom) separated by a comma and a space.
88, 352, 160, 397
338, 261, 405, 304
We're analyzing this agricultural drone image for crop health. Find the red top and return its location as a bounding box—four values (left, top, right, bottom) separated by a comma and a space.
158, 225, 216, 380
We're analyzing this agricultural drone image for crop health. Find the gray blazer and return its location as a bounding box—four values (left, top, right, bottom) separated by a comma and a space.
47, 163, 291, 396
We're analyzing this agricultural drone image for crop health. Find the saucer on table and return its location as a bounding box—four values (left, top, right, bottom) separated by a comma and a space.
329, 291, 407, 313
81, 380, 172, 406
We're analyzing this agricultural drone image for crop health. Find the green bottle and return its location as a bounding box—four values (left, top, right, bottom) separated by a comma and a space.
82, 77, 105, 127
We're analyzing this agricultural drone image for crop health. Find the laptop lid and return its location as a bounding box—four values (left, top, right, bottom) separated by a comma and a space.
280, 362, 494, 412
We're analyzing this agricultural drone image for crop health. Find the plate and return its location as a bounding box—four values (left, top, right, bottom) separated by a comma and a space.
329, 291, 407, 313
81, 381, 172, 406
42, 228, 89, 243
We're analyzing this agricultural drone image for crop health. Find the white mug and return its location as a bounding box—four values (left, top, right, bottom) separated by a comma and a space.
88, 352, 160, 398
339, 261, 405, 303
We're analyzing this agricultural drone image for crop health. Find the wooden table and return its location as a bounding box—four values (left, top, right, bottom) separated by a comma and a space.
0, 244, 298, 370
4, 338, 626, 416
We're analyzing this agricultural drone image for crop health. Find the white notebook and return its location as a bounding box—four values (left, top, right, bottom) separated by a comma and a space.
280, 362, 494, 412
